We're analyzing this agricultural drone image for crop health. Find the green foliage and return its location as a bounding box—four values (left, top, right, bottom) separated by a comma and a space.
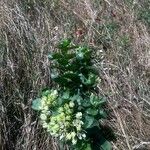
137, 1, 150, 25
138, 9, 150, 25
32, 39, 114, 150
32, 98, 42, 110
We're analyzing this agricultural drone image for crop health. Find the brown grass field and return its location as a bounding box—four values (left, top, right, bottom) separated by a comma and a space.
0, 0, 150, 149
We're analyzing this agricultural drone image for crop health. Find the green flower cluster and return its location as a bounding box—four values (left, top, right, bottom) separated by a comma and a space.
32, 40, 113, 150
37, 92, 86, 145
39, 90, 58, 110
38, 89, 58, 127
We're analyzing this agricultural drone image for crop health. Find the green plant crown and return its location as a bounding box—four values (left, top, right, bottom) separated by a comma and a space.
32, 39, 114, 150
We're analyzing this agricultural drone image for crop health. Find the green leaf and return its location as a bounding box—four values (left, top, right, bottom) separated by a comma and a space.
90, 95, 106, 107
62, 91, 70, 99
63, 72, 80, 83
88, 127, 112, 150
100, 140, 112, 150
79, 73, 86, 84
52, 53, 63, 60
70, 94, 83, 105
42, 90, 51, 96
51, 73, 59, 79
99, 110, 107, 119
53, 76, 69, 86
76, 51, 84, 60
79, 73, 97, 86
77, 95, 83, 105
87, 73, 97, 83
70, 94, 78, 101
84, 115, 94, 129
98, 98, 107, 106
58, 140, 66, 150
32, 98, 42, 111
81, 99, 91, 107
91, 138, 112, 150
86, 66, 99, 75
50, 53, 69, 66
57, 97, 63, 105
48, 53, 53, 60
86, 108, 98, 116
86, 126, 101, 139
84, 143, 92, 150
99, 125, 117, 142
58, 39, 71, 49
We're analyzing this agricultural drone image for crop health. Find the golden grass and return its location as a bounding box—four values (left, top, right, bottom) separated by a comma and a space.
0, 0, 150, 149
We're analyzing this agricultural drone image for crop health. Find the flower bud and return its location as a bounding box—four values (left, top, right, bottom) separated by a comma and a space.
40, 114, 47, 120
72, 138, 77, 145
69, 101, 75, 108
76, 112, 82, 119
82, 133, 86, 138
66, 116, 71, 121
66, 133, 72, 140
42, 96, 47, 102
58, 107, 63, 113
52, 90, 58, 97
70, 132, 76, 138
76, 124, 81, 131
42, 122, 48, 128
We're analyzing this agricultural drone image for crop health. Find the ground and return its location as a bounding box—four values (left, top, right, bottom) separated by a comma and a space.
0, 0, 150, 150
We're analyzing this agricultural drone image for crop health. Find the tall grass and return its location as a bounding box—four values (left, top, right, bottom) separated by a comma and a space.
0, 0, 150, 149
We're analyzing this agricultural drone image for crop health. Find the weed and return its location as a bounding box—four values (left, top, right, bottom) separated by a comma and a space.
32, 39, 115, 150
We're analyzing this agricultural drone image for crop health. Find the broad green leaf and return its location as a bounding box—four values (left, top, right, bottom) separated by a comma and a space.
90, 94, 106, 107
76, 47, 91, 56
90, 94, 98, 107
42, 90, 51, 96
79, 73, 86, 84
99, 125, 117, 142
70, 94, 83, 105
75, 142, 92, 150
91, 139, 112, 150
84, 143, 92, 150
52, 53, 63, 60
76, 51, 84, 60
62, 91, 70, 99
85, 78, 95, 85
86, 108, 98, 116
86, 126, 101, 139
32, 98, 42, 111
87, 73, 97, 84
70, 94, 78, 101
59, 58, 69, 66
98, 98, 107, 106
57, 97, 63, 105
99, 110, 107, 119
53, 76, 69, 86
100, 140, 112, 150
81, 99, 91, 107
84, 115, 94, 129
79, 73, 91, 86
48, 53, 53, 60
76, 95, 83, 105
63, 72, 80, 83
86, 66, 99, 75
58, 39, 71, 49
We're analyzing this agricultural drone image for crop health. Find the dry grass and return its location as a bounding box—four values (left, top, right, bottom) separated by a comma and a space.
0, 0, 150, 150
